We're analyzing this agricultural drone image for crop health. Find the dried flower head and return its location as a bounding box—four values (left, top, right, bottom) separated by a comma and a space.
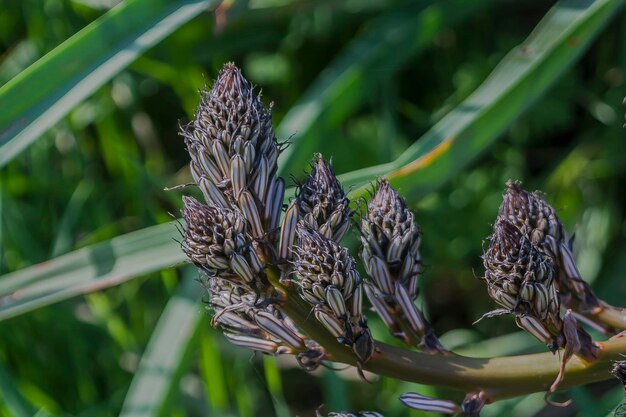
207, 277, 326, 369
293, 227, 374, 363
181, 62, 284, 240
360, 179, 443, 353
499, 180, 598, 310
181, 196, 267, 291
296, 154, 351, 242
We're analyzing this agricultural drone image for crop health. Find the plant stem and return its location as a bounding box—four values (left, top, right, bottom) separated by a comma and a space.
596, 304, 626, 331
276, 271, 626, 402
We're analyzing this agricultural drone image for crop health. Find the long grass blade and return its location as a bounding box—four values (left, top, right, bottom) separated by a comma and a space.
0, 223, 183, 321
337, 0, 624, 199
276, 0, 491, 176
119, 269, 203, 417
0, 0, 215, 168
0, 363, 36, 417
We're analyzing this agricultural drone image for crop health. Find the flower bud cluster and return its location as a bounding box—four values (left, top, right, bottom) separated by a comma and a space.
482, 181, 599, 393
482, 219, 563, 348
499, 180, 598, 310
297, 154, 351, 241
360, 179, 444, 353
182, 196, 267, 291
181, 62, 284, 245
180, 64, 306, 363
279, 154, 350, 262
208, 277, 325, 370
293, 227, 374, 363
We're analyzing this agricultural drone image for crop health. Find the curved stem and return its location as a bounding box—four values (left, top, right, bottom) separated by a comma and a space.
278, 280, 626, 402
596, 304, 626, 331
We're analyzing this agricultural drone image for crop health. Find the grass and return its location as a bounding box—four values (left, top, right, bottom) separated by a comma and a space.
0, 1, 625, 416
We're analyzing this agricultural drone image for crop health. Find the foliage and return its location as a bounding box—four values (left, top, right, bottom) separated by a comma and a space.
0, 0, 625, 416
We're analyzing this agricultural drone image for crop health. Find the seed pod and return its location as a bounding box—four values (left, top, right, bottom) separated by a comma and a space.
499, 180, 599, 310
296, 154, 351, 242
293, 227, 374, 362
360, 179, 444, 353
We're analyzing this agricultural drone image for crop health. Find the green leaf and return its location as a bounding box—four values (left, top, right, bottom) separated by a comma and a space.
0, 362, 56, 417
263, 356, 290, 417
0, 0, 216, 168
0, 363, 36, 417
339, 0, 625, 199
0, 223, 183, 321
119, 269, 204, 417
276, 0, 491, 176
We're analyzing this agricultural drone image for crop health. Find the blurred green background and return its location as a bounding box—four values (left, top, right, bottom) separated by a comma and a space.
0, 0, 625, 416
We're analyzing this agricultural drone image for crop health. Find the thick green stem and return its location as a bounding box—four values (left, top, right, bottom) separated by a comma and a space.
277, 276, 626, 401
596, 304, 626, 331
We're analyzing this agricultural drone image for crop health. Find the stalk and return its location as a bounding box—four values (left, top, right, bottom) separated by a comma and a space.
289, 290, 626, 400
272, 267, 626, 402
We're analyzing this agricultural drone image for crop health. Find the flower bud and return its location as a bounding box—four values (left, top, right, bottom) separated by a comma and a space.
360, 179, 444, 353
207, 277, 326, 368
296, 154, 351, 242
499, 180, 599, 310
181, 63, 283, 239
482, 219, 562, 345
482, 218, 598, 393
181, 196, 266, 291
293, 227, 374, 363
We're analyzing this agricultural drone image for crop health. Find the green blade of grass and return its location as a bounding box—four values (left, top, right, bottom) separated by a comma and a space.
0, 362, 56, 417
119, 268, 204, 417
0, 223, 184, 321
0, 0, 215, 168
0, 363, 36, 417
263, 356, 290, 417
276, 0, 491, 176
338, 0, 624, 199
